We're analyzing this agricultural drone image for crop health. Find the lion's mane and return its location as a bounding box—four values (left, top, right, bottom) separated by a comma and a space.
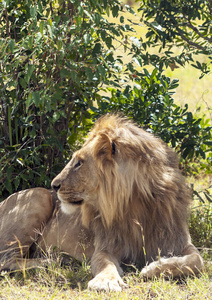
81, 114, 191, 266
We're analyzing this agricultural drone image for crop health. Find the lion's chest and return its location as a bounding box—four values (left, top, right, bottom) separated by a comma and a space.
94, 220, 146, 265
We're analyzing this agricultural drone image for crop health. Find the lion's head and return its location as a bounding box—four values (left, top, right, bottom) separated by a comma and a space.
52, 114, 190, 230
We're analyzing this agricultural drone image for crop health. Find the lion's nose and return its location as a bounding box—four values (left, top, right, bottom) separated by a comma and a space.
52, 184, 61, 192
51, 178, 61, 192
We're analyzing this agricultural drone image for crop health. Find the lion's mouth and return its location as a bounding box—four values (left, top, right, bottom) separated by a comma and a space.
70, 199, 84, 206
57, 193, 84, 206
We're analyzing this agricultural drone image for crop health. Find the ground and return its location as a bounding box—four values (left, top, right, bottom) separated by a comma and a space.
0, 258, 212, 300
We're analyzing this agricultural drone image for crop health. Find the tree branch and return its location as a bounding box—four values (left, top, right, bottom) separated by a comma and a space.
207, 0, 212, 14
5, 8, 10, 37
186, 20, 212, 43
175, 27, 207, 52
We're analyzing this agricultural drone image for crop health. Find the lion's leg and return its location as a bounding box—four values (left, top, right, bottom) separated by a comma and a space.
140, 244, 204, 278
88, 251, 127, 292
0, 188, 53, 271
1, 257, 47, 271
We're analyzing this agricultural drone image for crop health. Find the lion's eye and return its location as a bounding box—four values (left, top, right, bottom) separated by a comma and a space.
111, 141, 116, 155
74, 160, 83, 169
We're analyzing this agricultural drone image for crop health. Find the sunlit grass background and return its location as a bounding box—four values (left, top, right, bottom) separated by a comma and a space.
107, 4, 212, 121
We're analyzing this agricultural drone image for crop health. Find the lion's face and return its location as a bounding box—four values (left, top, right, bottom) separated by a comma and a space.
51, 141, 100, 214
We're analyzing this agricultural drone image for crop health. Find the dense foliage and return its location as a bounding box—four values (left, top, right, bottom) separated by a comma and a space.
95, 69, 211, 164
0, 0, 211, 198
0, 0, 127, 196
137, 0, 212, 78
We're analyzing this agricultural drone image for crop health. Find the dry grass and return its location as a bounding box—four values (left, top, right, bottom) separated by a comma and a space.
0, 257, 212, 300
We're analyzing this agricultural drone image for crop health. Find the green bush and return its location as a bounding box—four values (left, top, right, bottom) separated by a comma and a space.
0, 0, 127, 198
190, 204, 212, 250
137, 0, 212, 78
92, 68, 212, 171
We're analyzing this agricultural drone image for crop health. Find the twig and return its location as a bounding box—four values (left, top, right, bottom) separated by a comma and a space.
201, 92, 212, 124
207, 0, 212, 14
176, 26, 207, 51
186, 20, 212, 43
5, 8, 10, 37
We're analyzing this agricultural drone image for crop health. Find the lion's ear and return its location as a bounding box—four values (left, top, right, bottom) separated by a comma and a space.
94, 133, 115, 162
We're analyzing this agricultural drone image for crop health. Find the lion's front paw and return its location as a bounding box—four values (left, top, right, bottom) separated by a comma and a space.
140, 262, 161, 278
88, 273, 127, 292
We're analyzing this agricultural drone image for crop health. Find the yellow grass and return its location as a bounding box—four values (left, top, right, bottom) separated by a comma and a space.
1, 261, 212, 300
166, 59, 212, 118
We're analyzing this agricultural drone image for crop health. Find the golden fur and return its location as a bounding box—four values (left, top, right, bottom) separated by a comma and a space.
0, 114, 203, 291
0, 188, 53, 270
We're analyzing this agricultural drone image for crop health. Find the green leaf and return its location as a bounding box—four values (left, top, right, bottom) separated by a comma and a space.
20, 174, 28, 181
25, 65, 35, 83
57, 39, 62, 50
28, 35, 34, 49
70, 70, 77, 81
133, 57, 142, 67
151, 22, 163, 32
85, 67, 93, 81
94, 13, 101, 25
26, 93, 33, 110
14, 176, 21, 190
97, 65, 106, 78
20, 78, 27, 89
60, 68, 70, 78
29, 129, 36, 138
8, 39, 15, 53
92, 42, 101, 56
120, 16, 124, 23
30, 6, 37, 18
105, 36, 112, 48
40, 20, 44, 35
112, 5, 119, 17
6, 166, 14, 179
53, 112, 60, 122
101, 30, 106, 41
83, 33, 92, 45
125, 5, 136, 15
31, 91, 40, 106
38, 1, 43, 14
47, 24, 53, 39
151, 68, 158, 78
204, 141, 212, 146
5, 179, 13, 194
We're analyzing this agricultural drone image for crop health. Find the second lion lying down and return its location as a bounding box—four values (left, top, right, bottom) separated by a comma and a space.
0, 114, 203, 291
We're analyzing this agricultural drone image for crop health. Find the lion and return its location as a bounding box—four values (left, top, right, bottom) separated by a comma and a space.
0, 114, 203, 291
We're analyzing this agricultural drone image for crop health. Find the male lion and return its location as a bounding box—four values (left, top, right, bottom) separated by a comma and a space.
0, 114, 203, 291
